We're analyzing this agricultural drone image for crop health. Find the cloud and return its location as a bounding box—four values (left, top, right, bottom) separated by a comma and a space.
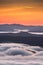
0, 0, 43, 7
0, 43, 43, 65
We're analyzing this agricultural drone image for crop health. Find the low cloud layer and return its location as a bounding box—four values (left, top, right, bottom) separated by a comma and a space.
0, 43, 43, 65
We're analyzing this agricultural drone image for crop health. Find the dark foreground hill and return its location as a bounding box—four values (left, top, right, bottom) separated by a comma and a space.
0, 32, 43, 47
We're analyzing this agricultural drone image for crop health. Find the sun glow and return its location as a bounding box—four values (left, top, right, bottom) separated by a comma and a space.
0, 5, 43, 25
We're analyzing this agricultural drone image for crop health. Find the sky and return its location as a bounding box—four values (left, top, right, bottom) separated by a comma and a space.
0, 0, 43, 25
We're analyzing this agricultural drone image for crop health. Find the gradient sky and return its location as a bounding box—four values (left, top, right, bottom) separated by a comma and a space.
0, 0, 43, 25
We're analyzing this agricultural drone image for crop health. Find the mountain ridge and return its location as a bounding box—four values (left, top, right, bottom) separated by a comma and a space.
0, 24, 43, 32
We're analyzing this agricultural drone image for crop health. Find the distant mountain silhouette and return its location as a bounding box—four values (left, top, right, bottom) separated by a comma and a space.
0, 24, 43, 32
0, 32, 43, 47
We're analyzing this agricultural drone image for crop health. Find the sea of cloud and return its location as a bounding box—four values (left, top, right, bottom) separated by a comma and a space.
0, 43, 43, 65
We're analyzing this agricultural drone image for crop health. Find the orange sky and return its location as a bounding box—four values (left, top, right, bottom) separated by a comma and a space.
0, 0, 43, 26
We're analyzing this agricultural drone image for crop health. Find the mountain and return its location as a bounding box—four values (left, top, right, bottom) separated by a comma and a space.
0, 32, 43, 47
0, 24, 43, 32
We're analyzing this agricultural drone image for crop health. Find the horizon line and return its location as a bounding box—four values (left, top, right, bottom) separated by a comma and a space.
0, 23, 43, 26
